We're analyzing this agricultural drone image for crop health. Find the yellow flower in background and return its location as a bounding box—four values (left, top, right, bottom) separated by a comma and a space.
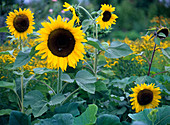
129, 83, 161, 113
96, 4, 118, 29
36, 15, 87, 71
63, 2, 80, 24
6, 8, 35, 40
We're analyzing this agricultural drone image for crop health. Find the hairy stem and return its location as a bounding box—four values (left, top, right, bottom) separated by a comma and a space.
147, 43, 156, 76
57, 68, 62, 93
20, 39, 24, 113
61, 87, 80, 105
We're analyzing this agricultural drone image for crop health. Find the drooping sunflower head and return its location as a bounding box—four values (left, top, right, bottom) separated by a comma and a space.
96, 4, 118, 29
6, 8, 35, 40
36, 15, 87, 71
63, 2, 80, 24
129, 83, 161, 113
156, 27, 169, 39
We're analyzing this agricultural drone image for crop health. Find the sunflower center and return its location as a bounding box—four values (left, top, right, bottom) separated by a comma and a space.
47, 28, 75, 57
13, 14, 29, 32
102, 11, 111, 22
137, 89, 153, 105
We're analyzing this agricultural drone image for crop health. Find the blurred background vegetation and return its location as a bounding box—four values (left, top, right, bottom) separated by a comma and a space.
0, 0, 170, 43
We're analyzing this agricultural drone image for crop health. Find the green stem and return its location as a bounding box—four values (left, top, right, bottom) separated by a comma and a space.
77, 6, 94, 20
38, 80, 56, 95
20, 39, 24, 113
57, 68, 62, 93
94, 24, 98, 76
61, 87, 80, 105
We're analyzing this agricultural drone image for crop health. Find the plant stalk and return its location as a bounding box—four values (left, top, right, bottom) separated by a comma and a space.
94, 24, 98, 76
57, 68, 62, 93
20, 39, 24, 113
147, 43, 157, 76
61, 87, 80, 105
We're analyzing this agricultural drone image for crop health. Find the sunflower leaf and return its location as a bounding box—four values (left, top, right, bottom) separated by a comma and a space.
96, 114, 121, 125
128, 106, 170, 125
74, 104, 98, 125
9, 111, 31, 125
75, 70, 96, 94
24, 90, 48, 117
35, 113, 74, 125
12, 47, 35, 69
162, 47, 170, 59
105, 41, 133, 58
0, 26, 8, 33
87, 37, 106, 51
0, 81, 14, 89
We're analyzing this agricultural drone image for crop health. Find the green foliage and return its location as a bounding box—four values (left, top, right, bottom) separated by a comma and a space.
35, 113, 74, 125
9, 111, 31, 125
0, 27, 8, 33
129, 106, 170, 125
74, 104, 98, 125
24, 90, 48, 117
75, 70, 97, 94
162, 47, 170, 59
105, 41, 133, 58
96, 114, 121, 125
87, 37, 106, 51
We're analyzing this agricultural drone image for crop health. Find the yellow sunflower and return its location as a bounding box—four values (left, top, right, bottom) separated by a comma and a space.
6, 8, 35, 40
63, 2, 80, 24
129, 83, 161, 113
35, 15, 86, 71
96, 4, 118, 29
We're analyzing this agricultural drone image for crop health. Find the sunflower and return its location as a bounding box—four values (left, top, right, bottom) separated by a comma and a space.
63, 2, 80, 24
156, 27, 169, 39
129, 83, 161, 113
96, 4, 118, 29
6, 8, 35, 40
35, 15, 86, 71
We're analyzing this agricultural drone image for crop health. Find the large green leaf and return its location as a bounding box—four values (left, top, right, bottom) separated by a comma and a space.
33, 67, 57, 74
35, 113, 74, 125
75, 70, 96, 94
87, 37, 106, 51
74, 104, 98, 125
0, 26, 8, 33
55, 102, 80, 117
96, 114, 121, 125
162, 47, 170, 59
0, 109, 12, 116
0, 81, 14, 89
105, 41, 133, 58
135, 75, 157, 84
48, 94, 65, 105
61, 73, 74, 83
24, 90, 48, 117
82, 19, 93, 32
9, 111, 31, 125
13, 48, 34, 68
128, 106, 170, 125
0, 49, 15, 56
95, 81, 108, 92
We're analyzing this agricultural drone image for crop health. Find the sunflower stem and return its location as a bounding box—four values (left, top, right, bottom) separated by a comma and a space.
57, 68, 62, 93
19, 38, 24, 113
147, 42, 157, 76
61, 87, 80, 105
94, 24, 98, 76
77, 6, 94, 20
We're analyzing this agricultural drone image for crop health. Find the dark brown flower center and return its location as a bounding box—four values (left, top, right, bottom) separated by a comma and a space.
102, 11, 111, 22
47, 28, 75, 57
13, 14, 29, 32
137, 89, 153, 105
